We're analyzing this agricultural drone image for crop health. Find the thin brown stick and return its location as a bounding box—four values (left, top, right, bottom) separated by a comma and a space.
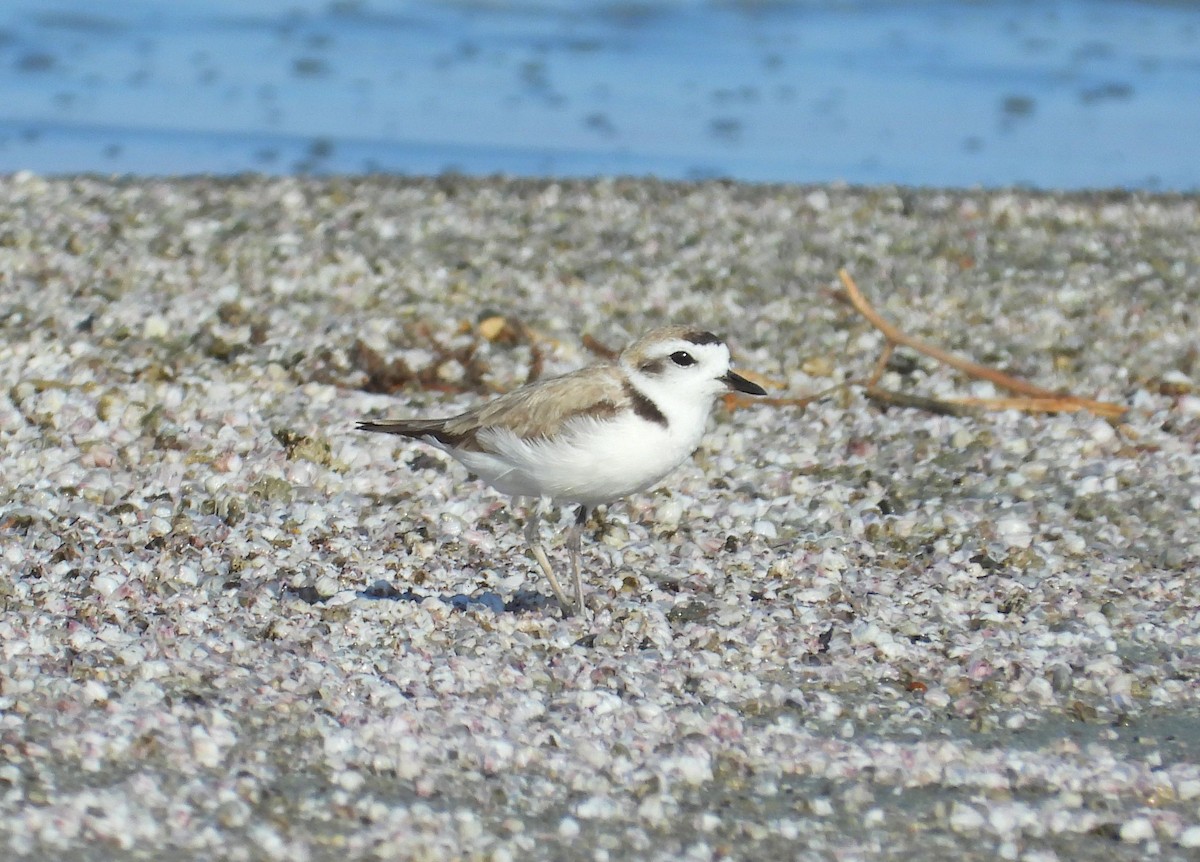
865, 341, 895, 388
582, 333, 619, 360
722, 381, 849, 412
524, 338, 546, 384
837, 268, 1126, 419
947, 396, 1125, 418
839, 269, 1058, 398
864, 388, 980, 417
730, 367, 787, 392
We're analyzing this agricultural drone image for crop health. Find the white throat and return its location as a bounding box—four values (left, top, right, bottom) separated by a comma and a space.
624, 365, 720, 442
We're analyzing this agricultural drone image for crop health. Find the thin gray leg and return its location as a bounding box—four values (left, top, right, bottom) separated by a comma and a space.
567, 505, 589, 616
523, 501, 574, 616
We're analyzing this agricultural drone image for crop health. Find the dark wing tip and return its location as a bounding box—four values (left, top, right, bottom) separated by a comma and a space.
356, 418, 472, 449
357, 419, 416, 435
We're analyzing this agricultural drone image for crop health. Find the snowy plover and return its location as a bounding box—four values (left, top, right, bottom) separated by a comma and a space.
358, 325, 766, 616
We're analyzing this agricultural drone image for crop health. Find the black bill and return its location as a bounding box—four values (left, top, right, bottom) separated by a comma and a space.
721, 370, 767, 396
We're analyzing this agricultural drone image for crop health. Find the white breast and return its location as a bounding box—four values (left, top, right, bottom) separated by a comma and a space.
454, 409, 706, 507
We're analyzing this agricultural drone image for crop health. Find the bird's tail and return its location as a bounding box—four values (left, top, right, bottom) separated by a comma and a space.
356, 418, 444, 438
357, 418, 468, 449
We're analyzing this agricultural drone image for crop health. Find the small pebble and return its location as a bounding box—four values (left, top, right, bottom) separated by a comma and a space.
1120, 817, 1154, 843
1179, 826, 1200, 848
949, 803, 987, 833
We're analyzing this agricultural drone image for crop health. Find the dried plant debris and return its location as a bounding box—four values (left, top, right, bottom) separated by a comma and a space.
837, 268, 1128, 419
725, 269, 1130, 419
306, 317, 547, 396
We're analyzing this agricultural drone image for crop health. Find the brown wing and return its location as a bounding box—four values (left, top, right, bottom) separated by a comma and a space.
357, 364, 627, 452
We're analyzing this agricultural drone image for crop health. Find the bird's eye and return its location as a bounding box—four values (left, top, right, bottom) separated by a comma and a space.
670, 351, 696, 367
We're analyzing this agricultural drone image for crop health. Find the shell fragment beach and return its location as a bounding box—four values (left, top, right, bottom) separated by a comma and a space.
1, 175, 1198, 860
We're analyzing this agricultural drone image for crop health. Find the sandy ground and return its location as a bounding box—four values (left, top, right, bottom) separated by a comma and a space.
1, 174, 1198, 860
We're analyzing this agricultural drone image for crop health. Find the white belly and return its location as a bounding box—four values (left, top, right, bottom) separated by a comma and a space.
451, 411, 704, 506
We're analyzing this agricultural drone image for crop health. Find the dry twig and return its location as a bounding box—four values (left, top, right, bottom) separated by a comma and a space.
581, 333, 620, 360
477, 315, 547, 383
836, 269, 1126, 419
863, 388, 980, 418
723, 382, 848, 412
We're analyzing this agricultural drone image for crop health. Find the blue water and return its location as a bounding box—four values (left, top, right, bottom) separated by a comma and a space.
1, 0, 1198, 189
